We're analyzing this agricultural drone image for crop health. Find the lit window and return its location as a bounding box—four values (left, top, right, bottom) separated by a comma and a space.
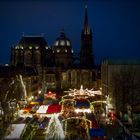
55, 41, 59, 46
29, 46, 32, 49
60, 40, 65, 46
67, 41, 70, 46
46, 46, 49, 49
20, 46, 23, 49
5, 64, 9, 66
57, 49, 60, 53
15, 46, 19, 49
62, 73, 67, 81
35, 46, 39, 49
65, 49, 67, 53
71, 49, 74, 53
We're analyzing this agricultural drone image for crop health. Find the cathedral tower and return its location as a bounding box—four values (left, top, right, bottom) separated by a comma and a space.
80, 5, 94, 68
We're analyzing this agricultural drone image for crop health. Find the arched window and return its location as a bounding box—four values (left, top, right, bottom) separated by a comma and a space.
24, 51, 32, 65
14, 51, 18, 65
92, 72, 96, 81
17, 50, 24, 63
34, 50, 41, 65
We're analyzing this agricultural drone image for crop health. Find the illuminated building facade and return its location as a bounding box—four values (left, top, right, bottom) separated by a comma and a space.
10, 7, 99, 93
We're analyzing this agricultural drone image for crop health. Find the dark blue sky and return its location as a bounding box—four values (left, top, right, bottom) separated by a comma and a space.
0, 0, 140, 64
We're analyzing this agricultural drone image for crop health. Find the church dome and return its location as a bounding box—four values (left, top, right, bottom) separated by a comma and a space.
52, 31, 73, 53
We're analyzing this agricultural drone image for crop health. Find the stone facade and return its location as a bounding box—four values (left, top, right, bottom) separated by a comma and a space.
10, 7, 100, 94
101, 59, 140, 114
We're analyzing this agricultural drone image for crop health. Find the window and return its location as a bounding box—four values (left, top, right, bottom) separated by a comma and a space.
20, 46, 23, 49
62, 73, 67, 81
29, 46, 32, 49
55, 41, 59, 46
34, 51, 40, 64
45, 46, 49, 49
35, 46, 39, 49
57, 49, 60, 53
60, 40, 65, 46
67, 41, 70, 46
25, 51, 32, 65
15, 46, 19, 49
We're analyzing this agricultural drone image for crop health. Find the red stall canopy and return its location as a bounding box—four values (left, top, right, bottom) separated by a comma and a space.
47, 104, 61, 114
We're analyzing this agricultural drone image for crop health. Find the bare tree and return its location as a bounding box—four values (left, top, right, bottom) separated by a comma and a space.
0, 75, 24, 133
111, 65, 140, 118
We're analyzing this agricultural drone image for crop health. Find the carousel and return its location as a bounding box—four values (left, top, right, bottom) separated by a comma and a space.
58, 85, 107, 139
61, 85, 104, 115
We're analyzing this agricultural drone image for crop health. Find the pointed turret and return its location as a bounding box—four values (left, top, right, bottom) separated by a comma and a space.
83, 5, 90, 35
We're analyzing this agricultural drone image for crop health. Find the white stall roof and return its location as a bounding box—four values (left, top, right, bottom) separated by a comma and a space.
4, 124, 26, 140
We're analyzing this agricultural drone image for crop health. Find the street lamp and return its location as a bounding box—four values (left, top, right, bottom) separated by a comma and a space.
38, 90, 41, 94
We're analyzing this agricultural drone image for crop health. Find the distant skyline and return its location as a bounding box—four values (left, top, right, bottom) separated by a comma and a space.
0, 0, 140, 64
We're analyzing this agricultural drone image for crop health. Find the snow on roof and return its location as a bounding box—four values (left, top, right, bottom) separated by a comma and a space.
4, 124, 26, 140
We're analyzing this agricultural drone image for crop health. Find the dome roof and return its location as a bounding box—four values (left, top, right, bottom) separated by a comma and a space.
53, 31, 73, 53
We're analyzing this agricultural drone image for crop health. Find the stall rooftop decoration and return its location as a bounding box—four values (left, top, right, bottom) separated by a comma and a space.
44, 91, 56, 99
36, 104, 61, 114
60, 85, 112, 114
4, 124, 26, 140
65, 85, 102, 98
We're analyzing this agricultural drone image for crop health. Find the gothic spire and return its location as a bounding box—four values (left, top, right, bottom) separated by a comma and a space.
83, 5, 90, 34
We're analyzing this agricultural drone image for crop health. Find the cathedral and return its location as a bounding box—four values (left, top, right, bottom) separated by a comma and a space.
10, 6, 100, 93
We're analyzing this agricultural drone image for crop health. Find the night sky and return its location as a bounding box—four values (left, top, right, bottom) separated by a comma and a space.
0, 0, 140, 65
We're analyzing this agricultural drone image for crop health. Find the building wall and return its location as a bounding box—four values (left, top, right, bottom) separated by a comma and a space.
101, 60, 140, 114
60, 69, 99, 90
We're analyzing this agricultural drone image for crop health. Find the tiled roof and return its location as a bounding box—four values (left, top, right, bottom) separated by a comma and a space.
19, 35, 48, 48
